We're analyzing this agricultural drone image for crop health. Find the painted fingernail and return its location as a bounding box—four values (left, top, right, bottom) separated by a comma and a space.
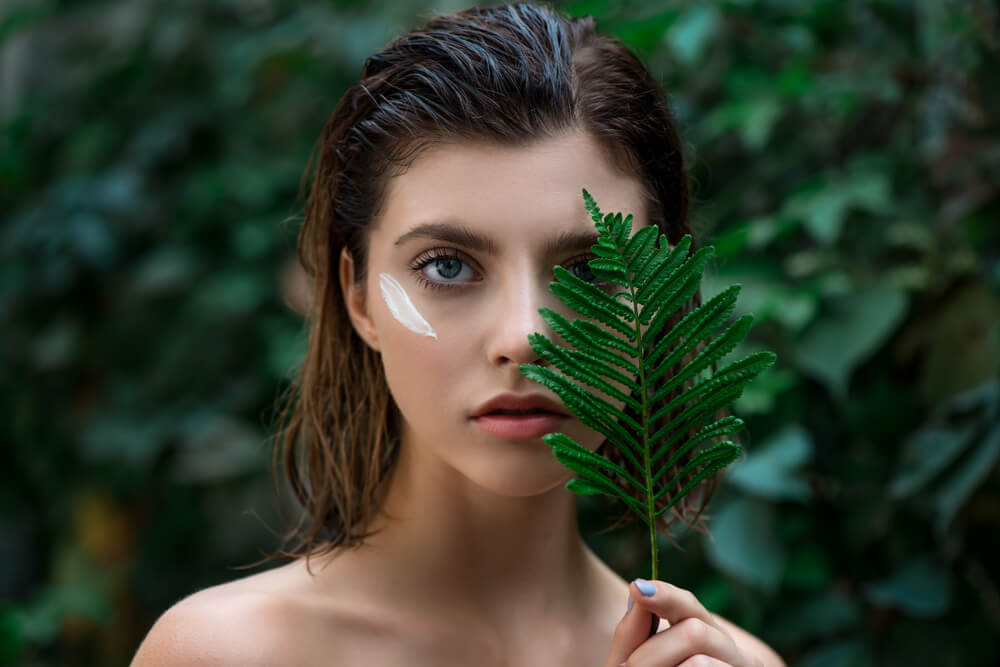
634, 579, 656, 597
626, 594, 633, 613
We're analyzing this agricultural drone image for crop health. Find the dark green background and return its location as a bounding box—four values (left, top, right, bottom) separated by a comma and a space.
3, 1, 998, 665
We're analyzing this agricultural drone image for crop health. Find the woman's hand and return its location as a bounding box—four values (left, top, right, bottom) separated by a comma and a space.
603, 579, 783, 667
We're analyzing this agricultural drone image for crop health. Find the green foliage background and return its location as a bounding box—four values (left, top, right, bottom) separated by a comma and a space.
2, 0, 997, 665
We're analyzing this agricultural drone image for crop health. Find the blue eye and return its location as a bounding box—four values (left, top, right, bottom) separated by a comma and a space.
560, 253, 623, 293
566, 258, 596, 283
409, 249, 479, 291
562, 254, 617, 291
430, 256, 463, 279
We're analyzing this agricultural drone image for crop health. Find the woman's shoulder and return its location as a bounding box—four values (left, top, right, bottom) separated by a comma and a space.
131, 559, 380, 666
130, 570, 300, 666
131, 556, 429, 667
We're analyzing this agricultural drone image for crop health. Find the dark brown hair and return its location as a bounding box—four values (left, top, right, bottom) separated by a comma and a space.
275, 3, 714, 559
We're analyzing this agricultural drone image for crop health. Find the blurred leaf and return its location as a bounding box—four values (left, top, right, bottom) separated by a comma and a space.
192, 270, 270, 316
702, 265, 817, 332
890, 425, 977, 499
16, 547, 113, 645
795, 285, 908, 399
667, 4, 719, 66
170, 414, 265, 483
783, 169, 892, 245
694, 575, 732, 615
0, 2, 53, 45
797, 640, 876, 667
700, 96, 783, 150
864, 556, 952, 618
264, 318, 307, 380
614, 10, 677, 54
741, 98, 782, 150
733, 366, 797, 415
768, 591, 860, 645
80, 414, 176, 470
728, 425, 812, 501
31, 317, 80, 371
896, 283, 1000, 405
704, 496, 784, 592
934, 424, 1000, 533
126, 247, 203, 299
781, 545, 832, 591
0, 605, 22, 664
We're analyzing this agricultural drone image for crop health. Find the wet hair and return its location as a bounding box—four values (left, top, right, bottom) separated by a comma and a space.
275, 2, 713, 559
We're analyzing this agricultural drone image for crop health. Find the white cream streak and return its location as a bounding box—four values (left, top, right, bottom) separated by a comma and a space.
378, 273, 438, 339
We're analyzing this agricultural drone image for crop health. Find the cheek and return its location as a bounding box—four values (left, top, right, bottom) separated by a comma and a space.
378, 273, 438, 339
373, 279, 471, 418
378, 329, 453, 433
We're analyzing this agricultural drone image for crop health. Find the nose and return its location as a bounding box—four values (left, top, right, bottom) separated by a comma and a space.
486, 274, 561, 369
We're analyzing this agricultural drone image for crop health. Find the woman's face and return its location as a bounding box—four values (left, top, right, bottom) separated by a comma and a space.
340, 130, 650, 497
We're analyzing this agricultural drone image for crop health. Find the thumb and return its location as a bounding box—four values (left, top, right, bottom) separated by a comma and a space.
603, 594, 660, 667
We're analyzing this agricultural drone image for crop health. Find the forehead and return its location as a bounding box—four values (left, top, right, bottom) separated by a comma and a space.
374, 131, 648, 250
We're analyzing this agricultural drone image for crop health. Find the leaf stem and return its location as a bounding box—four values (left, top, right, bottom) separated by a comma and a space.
615, 218, 659, 581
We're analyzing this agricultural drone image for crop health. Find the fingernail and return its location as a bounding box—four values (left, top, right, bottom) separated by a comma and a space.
626, 594, 633, 613
634, 579, 656, 597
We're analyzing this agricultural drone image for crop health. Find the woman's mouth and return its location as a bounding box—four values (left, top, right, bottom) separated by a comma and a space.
473, 411, 568, 439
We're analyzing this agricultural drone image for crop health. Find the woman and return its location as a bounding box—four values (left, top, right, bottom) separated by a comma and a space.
133, 4, 784, 666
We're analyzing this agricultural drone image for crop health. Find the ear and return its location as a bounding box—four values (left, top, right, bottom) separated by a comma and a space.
339, 247, 381, 353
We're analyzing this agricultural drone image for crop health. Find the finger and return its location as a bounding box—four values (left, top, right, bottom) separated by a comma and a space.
626, 618, 744, 667
602, 593, 661, 667
677, 656, 731, 667
629, 579, 716, 627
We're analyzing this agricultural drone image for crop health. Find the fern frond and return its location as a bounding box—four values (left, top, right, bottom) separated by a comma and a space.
520, 189, 776, 580
574, 320, 637, 358
538, 307, 636, 372
634, 237, 700, 313
549, 266, 636, 341
527, 333, 641, 408
655, 442, 742, 509
519, 364, 642, 461
654, 352, 778, 418
623, 225, 659, 268
547, 433, 646, 493
644, 285, 741, 380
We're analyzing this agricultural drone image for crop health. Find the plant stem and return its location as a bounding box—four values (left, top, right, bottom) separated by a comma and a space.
620, 229, 658, 582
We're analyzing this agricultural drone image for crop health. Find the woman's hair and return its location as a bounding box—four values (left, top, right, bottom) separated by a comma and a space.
275, 2, 715, 559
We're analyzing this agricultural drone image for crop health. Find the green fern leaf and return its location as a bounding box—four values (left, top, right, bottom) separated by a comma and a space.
526, 333, 641, 408
538, 307, 636, 372
519, 190, 776, 580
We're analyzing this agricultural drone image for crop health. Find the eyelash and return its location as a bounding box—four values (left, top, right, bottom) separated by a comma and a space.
408, 248, 473, 292
408, 248, 607, 292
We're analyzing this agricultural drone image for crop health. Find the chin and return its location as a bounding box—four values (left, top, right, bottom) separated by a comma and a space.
463, 445, 575, 498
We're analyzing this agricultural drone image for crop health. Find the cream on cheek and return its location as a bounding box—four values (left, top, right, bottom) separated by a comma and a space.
378, 273, 438, 339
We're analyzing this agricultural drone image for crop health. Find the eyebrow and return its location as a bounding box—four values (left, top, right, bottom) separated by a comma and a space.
393, 221, 600, 257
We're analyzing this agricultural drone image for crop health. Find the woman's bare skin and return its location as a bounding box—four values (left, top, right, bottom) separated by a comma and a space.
133, 537, 780, 666
132, 132, 784, 667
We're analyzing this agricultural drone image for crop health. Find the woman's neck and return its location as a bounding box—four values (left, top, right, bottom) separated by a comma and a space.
314, 437, 607, 632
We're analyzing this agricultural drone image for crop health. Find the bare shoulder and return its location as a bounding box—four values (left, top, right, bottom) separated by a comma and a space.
130, 558, 414, 667
130, 578, 294, 667
712, 613, 786, 667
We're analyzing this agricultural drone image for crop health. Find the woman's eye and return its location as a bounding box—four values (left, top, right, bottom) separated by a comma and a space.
429, 257, 464, 280
409, 250, 479, 290
565, 257, 597, 283
563, 254, 616, 290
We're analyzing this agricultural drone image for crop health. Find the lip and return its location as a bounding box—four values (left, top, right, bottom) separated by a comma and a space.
472, 392, 571, 418
473, 413, 569, 440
